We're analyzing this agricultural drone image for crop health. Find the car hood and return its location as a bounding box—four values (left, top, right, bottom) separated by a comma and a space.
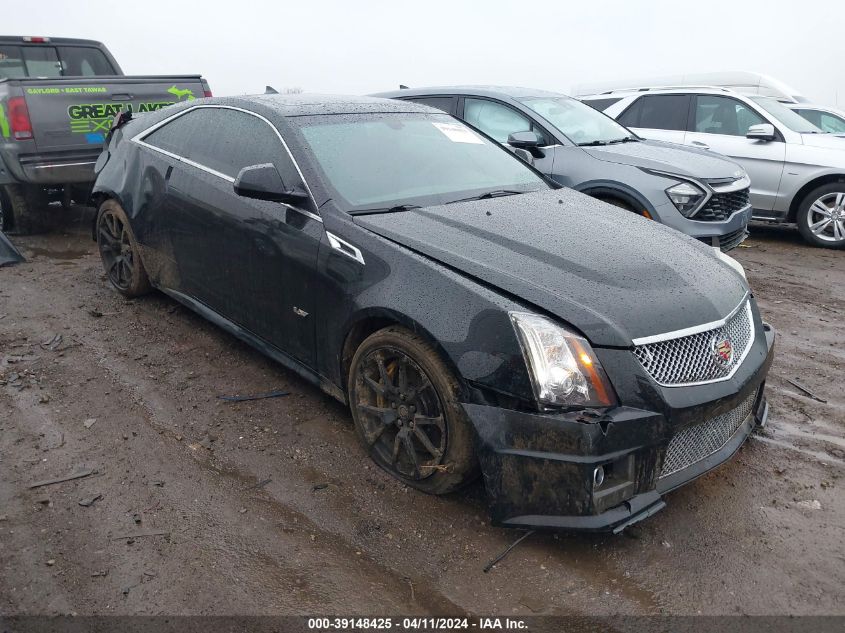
354, 189, 748, 347
582, 139, 745, 180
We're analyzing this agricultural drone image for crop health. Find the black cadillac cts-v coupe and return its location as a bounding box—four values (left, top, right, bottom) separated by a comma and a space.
92, 95, 774, 532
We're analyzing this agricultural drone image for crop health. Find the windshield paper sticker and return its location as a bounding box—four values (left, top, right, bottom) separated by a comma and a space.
431, 122, 483, 144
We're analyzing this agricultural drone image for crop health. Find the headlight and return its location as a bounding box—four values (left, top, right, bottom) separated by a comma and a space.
510, 312, 617, 408
666, 181, 706, 217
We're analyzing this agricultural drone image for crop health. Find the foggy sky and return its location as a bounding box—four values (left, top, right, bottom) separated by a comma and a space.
8, 0, 844, 105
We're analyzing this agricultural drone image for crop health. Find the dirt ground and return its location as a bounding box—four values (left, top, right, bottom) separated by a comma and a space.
1, 207, 843, 617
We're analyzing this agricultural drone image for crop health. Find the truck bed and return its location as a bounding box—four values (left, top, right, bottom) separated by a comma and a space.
1, 74, 208, 185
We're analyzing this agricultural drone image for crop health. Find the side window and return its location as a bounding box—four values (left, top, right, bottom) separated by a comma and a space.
639, 95, 690, 130
617, 99, 643, 127
464, 98, 544, 144
186, 109, 285, 179
694, 96, 765, 136
793, 109, 821, 128
57, 46, 116, 76
144, 108, 293, 182
820, 112, 845, 134
143, 110, 205, 157
406, 97, 454, 114
582, 97, 622, 112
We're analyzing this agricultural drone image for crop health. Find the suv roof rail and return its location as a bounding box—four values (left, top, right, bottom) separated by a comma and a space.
590, 85, 733, 96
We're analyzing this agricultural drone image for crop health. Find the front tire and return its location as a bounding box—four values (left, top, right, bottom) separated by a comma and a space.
797, 183, 845, 248
348, 326, 479, 495
96, 199, 151, 297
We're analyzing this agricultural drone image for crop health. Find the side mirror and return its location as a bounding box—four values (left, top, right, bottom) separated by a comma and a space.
746, 123, 776, 141
507, 130, 542, 149
510, 147, 535, 166
233, 163, 309, 205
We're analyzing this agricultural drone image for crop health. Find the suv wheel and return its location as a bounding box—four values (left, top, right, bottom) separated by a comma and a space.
348, 326, 479, 495
797, 183, 845, 248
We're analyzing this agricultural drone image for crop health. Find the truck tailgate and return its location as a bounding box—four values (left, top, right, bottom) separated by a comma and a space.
21, 76, 205, 152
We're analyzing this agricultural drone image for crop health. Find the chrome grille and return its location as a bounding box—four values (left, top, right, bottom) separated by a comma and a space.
633, 300, 754, 386
659, 389, 757, 478
695, 188, 751, 221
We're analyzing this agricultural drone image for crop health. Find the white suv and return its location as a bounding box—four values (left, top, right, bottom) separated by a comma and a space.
583, 87, 845, 248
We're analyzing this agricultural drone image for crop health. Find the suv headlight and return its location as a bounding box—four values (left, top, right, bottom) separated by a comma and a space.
666, 181, 706, 217
510, 312, 617, 408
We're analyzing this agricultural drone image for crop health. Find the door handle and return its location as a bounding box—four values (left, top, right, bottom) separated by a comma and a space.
691, 141, 710, 149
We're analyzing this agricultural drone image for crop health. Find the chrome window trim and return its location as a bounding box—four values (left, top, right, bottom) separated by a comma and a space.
130, 104, 322, 224
632, 292, 750, 345
326, 232, 365, 265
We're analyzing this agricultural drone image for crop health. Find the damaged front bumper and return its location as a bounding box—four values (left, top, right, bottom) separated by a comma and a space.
464, 323, 775, 533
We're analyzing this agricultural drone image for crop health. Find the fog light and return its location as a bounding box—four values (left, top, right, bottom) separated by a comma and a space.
593, 465, 605, 488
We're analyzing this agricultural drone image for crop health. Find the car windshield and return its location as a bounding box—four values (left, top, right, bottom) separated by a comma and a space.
293, 113, 548, 212
751, 97, 825, 133
518, 96, 635, 145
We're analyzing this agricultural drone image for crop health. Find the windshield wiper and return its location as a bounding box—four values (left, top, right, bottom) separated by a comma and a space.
349, 204, 422, 216
446, 190, 523, 204
577, 140, 609, 146
607, 136, 640, 144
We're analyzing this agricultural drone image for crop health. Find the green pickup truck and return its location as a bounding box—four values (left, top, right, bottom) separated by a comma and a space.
0, 35, 210, 233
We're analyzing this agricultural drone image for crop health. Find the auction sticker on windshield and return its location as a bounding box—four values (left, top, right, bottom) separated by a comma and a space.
431, 121, 483, 144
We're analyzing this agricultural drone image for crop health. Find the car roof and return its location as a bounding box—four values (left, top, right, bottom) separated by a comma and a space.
372, 85, 570, 100
0, 35, 107, 47
201, 93, 440, 117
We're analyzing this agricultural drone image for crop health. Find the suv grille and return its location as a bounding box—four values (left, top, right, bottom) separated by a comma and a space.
659, 389, 758, 478
633, 299, 754, 386
719, 227, 748, 252
695, 188, 750, 221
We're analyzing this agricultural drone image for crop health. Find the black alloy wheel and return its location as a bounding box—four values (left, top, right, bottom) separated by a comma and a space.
96, 200, 151, 297
348, 327, 478, 494
355, 346, 447, 480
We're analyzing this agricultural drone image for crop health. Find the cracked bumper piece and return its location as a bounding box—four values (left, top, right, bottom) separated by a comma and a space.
464, 323, 775, 533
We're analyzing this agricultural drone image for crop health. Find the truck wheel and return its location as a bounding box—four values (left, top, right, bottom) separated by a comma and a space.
348, 326, 479, 495
797, 183, 845, 249
0, 187, 10, 232
96, 199, 151, 297
0, 184, 50, 235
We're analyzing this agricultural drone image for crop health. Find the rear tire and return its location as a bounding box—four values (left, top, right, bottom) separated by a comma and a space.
95, 199, 151, 297
796, 183, 845, 248
348, 326, 479, 495
0, 184, 50, 234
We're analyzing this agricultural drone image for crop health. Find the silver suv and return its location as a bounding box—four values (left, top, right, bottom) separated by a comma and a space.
374, 86, 752, 251
584, 87, 845, 248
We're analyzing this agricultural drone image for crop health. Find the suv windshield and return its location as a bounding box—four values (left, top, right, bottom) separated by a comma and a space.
518, 96, 635, 145
294, 113, 548, 212
751, 97, 824, 134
